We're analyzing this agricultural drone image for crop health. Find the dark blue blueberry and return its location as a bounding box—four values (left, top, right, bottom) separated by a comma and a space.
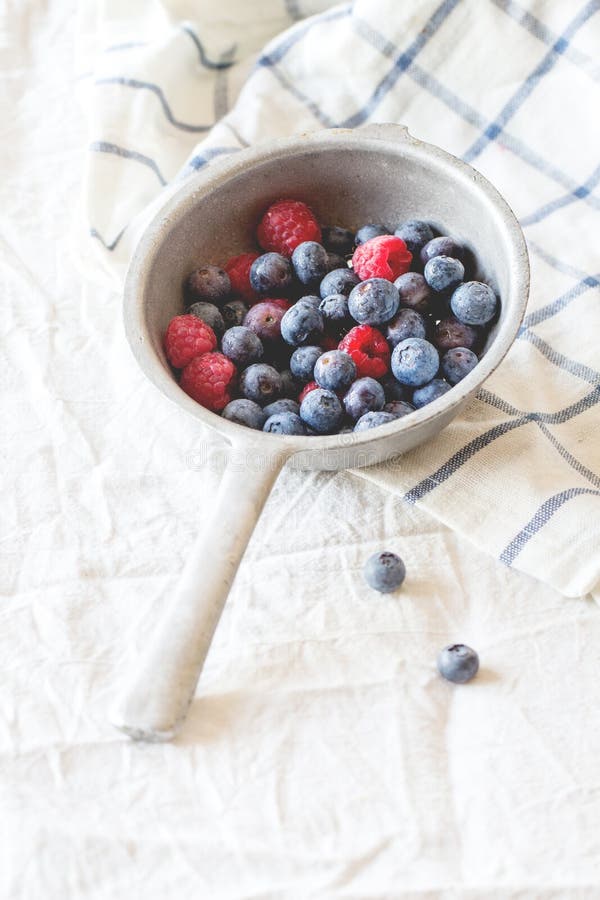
314, 350, 357, 392
348, 278, 400, 326
221, 326, 263, 367
394, 220, 434, 257
296, 295, 322, 309
319, 293, 350, 328
327, 252, 348, 271
263, 412, 307, 435
263, 398, 300, 417
380, 373, 407, 402
250, 253, 293, 294
222, 399, 267, 430
412, 378, 452, 408
322, 226, 355, 255
363, 551, 406, 593
355, 224, 390, 246
319, 267, 360, 299
433, 316, 479, 352
281, 302, 324, 346
279, 368, 300, 399
184, 265, 231, 305
239, 363, 281, 405
441, 347, 478, 384
187, 301, 225, 337
393, 272, 433, 313
290, 345, 322, 381
451, 281, 497, 325
437, 644, 479, 683
343, 377, 385, 420
354, 410, 397, 431
424, 255, 465, 293
391, 338, 439, 387
221, 299, 248, 328
384, 400, 415, 418
420, 235, 464, 266
387, 308, 428, 347
299, 388, 344, 434
292, 241, 329, 286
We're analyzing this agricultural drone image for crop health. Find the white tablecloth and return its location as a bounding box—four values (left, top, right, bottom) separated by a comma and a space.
2, 2, 600, 898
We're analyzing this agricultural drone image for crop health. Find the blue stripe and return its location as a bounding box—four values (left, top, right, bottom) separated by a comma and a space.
95, 77, 212, 133
89, 141, 166, 185
258, 6, 352, 67
263, 65, 335, 126
180, 24, 235, 69
90, 226, 126, 251
284, 0, 303, 22
185, 146, 241, 171
527, 240, 598, 281
520, 163, 600, 226
520, 330, 600, 385
519, 275, 600, 331
536, 422, 600, 487
104, 41, 147, 53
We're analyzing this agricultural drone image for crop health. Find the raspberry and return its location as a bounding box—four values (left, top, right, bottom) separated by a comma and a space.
338, 325, 390, 379
352, 235, 412, 282
180, 352, 236, 411
164, 314, 217, 369
257, 199, 321, 257
298, 380, 319, 403
224, 252, 259, 303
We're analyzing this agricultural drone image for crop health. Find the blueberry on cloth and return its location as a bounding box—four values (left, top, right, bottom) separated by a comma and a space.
437, 644, 479, 683
363, 551, 406, 592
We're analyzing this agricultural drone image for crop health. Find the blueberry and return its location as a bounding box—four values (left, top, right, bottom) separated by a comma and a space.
187, 301, 225, 337
420, 235, 464, 266
221, 299, 248, 328
451, 281, 497, 325
299, 388, 344, 434
412, 378, 452, 408
380, 373, 407, 402
355, 224, 390, 245
250, 253, 293, 294
441, 347, 478, 384
326, 252, 348, 271
281, 302, 325, 346
433, 316, 479, 352
290, 345, 322, 382
363, 550, 406, 592
221, 326, 264, 367
424, 256, 465, 293
343, 377, 385, 420
384, 400, 415, 418
244, 301, 285, 343
296, 295, 322, 309
279, 368, 300, 399
263, 398, 300, 417
319, 293, 350, 328
263, 412, 307, 435
184, 265, 231, 305
354, 410, 397, 431
222, 399, 267, 430
239, 363, 281, 405
292, 241, 329, 286
348, 278, 400, 326
391, 338, 439, 387
393, 272, 433, 313
314, 350, 357, 392
322, 225, 355, 255
387, 308, 428, 347
394, 220, 434, 257
319, 268, 360, 299
437, 644, 479, 684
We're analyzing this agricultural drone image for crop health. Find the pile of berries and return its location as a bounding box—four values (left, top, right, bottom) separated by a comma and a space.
164, 199, 499, 436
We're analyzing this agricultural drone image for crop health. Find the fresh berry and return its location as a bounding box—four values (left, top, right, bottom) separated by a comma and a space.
263, 398, 300, 417
164, 315, 217, 368
296, 294, 322, 309
292, 241, 329, 285
394, 220, 434, 257
319, 294, 350, 329
355, 223, 389, 245
290, 345, 322, 381
326, 252, 348, 271
451, 281, 497, 325
239, 363, 281, 405
387, 308, 428, 347
433, 316, 479, 352
314, 350, 357, 392
184, 265, 231, 305
222, 398, 267, 430
187, 301, 225, 337
224, 252, 260, 303
221, 299, 248, 328
338, 325, 390, 378
180, 352, 236, 411
348, 278, 400, 326
384, 400, 415, 418
299, 387, 343, 434
352, 235, 412, 282
442, 347, 478, 384
381, 373, 408, 401
343, 377, 385, 420
281, 302, 325, 346
424, 256, 465, 293
221, 326, 264, 367
437, 644, 479, 683
298, 380, 319, 403
394, 272, 433, 313
263, 412, 307, 435
250, 253, 293, 294
319, 268, 360, 299
412, 378, 452, 408
354, 410, 397, 431
363, 551, 406, 592
322, 225, 355, 255
267, 298, 293, 311
279, 368, 300, 399
244, 301, 286, 343
391, 338, 439, 387
257, 199, 321, 257
420, 236, 464, 266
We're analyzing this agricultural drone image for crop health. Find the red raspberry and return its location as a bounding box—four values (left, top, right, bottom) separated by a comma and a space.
298, 380, 319, 403
164, 314, 217, 369
338, 325, 390, 378
352, 235, 412, 282
257, 199, 321, 257
224, 252, 259, 303
180, 352, 237, 412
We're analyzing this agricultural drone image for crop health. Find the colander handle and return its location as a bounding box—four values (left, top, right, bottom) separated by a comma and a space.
110, 445, 288, 741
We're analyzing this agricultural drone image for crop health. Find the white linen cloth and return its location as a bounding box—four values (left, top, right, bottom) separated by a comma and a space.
3, 2, 600, 898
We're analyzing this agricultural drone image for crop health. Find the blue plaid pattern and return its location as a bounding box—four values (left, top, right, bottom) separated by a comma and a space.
81, 0, 600, 595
